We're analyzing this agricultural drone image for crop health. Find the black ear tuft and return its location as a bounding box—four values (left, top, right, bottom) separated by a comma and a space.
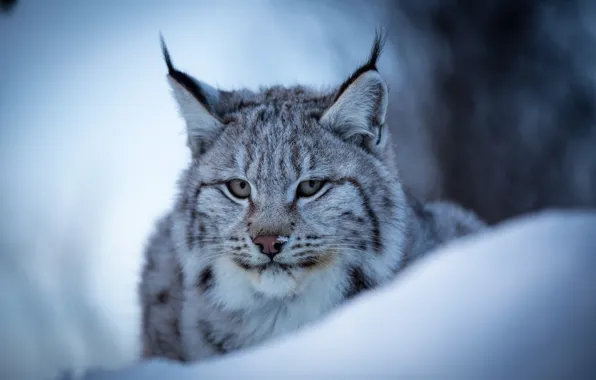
160, 33, 175, 74
367, 28, 387, 70
334, 29, 387, 102
159, 34, 210, 110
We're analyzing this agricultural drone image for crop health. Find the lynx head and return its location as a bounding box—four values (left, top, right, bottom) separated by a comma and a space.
165, 33, 407, 300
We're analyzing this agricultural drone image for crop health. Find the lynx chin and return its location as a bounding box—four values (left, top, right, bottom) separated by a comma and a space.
139, 33, 485, 362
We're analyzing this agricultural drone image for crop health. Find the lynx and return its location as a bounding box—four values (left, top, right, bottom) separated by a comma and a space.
139, 33, 484, 362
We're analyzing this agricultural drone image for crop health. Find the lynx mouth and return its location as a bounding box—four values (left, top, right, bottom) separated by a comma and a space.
253, 261, 286, 269
232, 253, 334, 272
232, 258, 292, 272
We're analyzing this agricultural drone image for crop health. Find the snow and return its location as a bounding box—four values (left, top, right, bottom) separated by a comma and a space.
83, 211, 596, 380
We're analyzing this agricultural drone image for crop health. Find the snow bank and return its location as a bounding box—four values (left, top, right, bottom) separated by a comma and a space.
83, 211, 596, 380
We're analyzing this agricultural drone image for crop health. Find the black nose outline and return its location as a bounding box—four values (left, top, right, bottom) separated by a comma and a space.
256, 241, 286, 260
252, 235, 286, 260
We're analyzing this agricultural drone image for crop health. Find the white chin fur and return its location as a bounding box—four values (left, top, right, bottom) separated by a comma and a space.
250, 267, 300, 299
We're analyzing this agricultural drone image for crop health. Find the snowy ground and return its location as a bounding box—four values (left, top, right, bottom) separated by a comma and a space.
45, 211, 596, 379
1, 2, 595, 380
82, 211, 596, 380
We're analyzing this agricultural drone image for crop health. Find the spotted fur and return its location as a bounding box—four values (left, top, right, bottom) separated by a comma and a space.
139, 33, 485, 362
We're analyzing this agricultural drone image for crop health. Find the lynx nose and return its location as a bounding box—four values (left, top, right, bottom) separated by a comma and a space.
252, 235, 285, 259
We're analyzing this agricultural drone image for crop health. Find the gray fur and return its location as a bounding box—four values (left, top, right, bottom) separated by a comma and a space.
139, 215, 184, 361
139, 36, 485, 362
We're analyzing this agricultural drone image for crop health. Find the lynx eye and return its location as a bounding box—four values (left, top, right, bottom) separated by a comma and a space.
297, 180, 325, 197
226, 179, 251, 199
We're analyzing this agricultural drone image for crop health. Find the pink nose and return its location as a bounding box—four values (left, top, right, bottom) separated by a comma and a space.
252, 235, 284, 258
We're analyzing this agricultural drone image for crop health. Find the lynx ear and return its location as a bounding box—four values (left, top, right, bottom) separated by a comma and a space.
321, 32, 388, 148
161, 36, 225, 157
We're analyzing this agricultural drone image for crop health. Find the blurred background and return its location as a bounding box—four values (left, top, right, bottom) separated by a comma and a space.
1, 0, 595, 379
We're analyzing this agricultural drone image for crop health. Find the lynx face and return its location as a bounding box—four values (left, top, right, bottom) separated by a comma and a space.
164, 34, 407, 300
185, 104, 403, 298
